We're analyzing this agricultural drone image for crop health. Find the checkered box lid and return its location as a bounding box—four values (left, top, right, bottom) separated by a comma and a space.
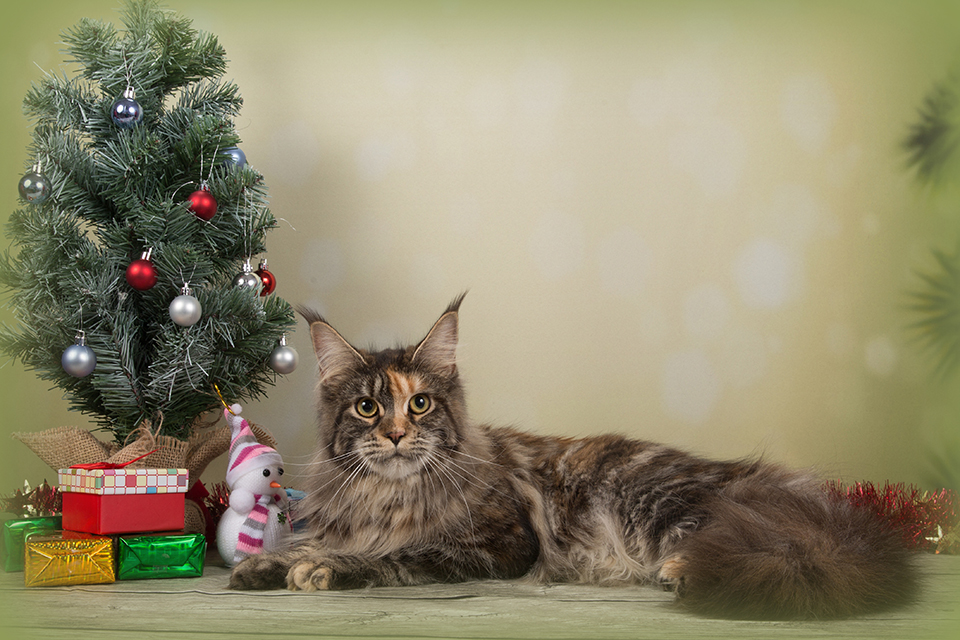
58, 467, 190, 496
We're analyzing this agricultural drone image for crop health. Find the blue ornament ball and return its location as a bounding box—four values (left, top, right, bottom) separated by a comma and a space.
111, 88, 143, 128
221, 147, 247, 168
62, 343, 96, 377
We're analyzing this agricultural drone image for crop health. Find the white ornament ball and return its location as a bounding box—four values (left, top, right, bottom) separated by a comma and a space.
169, 293, 202, 327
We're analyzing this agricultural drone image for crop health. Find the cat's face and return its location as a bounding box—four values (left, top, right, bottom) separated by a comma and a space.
300, 296, 469, 482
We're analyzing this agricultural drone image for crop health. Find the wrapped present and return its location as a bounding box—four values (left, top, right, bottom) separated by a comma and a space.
1, 516, 62, 572
24, 532, 114, 587
59, 467, 189, 535
117, 532, 206, 580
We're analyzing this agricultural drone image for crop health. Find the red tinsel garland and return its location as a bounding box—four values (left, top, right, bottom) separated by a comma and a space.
204, 481, 231, 524
2, 480, 62, 518
824, 481, 959, 554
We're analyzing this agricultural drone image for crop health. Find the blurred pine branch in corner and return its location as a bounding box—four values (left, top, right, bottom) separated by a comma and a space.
903, 70, 960, 492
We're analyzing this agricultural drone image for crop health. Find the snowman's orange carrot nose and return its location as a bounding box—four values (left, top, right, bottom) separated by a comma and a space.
270, 481, 282, 489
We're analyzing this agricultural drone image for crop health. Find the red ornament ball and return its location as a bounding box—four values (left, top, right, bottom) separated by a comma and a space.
188, 189, 218, 221
256, 266, 276, 296
125, 258, 158, 290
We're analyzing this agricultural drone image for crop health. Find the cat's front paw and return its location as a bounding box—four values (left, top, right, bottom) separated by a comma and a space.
287, 559, 334, 591
229, 554, 290, 590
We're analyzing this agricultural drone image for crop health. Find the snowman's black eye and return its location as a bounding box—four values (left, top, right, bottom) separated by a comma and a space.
262, 469, 270, 477
278, 468, 284, 476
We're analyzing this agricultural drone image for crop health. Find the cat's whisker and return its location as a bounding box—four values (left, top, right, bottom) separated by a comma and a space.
447, 447, 505, 468
280, 443, 335, 463
283, 460, 337, 468
330, 456, 370, 517
432, 456, 490, 495
290, 450, 366, 480
424, 456, 469, 514
299, 452, 365, 494
438, 453, 524, 505
422, 460, 457, 526
279, 452, 330, 462
425, 455, 474, 536
419, 460, 446, 518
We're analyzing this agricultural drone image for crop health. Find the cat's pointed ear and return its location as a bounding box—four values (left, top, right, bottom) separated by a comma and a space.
298, 307, 364, 382
413, 293, 465, 374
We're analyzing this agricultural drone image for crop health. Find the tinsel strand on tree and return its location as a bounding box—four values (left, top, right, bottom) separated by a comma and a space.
0, 0, 295, 443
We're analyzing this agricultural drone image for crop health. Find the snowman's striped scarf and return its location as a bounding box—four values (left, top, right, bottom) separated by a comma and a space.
233, 494, 273, 564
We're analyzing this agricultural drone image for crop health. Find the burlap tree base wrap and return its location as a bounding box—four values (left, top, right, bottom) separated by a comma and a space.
12, 416, 277, 536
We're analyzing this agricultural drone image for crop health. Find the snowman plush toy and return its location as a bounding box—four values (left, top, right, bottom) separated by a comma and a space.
216, 404, 293, 567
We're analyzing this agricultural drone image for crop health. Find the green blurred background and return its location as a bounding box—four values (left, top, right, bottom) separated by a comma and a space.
0, 0, 958, 497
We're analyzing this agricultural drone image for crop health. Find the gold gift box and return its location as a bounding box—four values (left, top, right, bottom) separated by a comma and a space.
24, 532, 115, 587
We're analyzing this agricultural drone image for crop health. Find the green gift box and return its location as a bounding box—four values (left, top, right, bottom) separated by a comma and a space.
116, 532, 206, 580
2, 516, 62, 572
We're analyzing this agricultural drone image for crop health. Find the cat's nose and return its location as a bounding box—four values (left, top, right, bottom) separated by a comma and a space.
386, 429, 405, 446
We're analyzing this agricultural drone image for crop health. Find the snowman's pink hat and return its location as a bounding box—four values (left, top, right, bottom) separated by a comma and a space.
224, 404, 282, 487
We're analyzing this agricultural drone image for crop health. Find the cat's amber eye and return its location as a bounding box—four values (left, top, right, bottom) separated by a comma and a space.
355, 397, 379, 418
409, 394, 431, 415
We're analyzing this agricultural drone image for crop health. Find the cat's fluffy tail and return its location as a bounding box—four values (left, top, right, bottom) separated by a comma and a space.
669, 471, 917, 620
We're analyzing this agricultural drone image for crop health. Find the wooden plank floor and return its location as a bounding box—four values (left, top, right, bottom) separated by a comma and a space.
0, 553, 957, 640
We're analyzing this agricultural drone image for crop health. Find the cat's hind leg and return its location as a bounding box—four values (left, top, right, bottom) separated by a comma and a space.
661, 473, 916, 619
654, 553, 687, 595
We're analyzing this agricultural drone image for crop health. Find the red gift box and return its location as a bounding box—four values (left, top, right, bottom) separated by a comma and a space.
58, 467, 189, 535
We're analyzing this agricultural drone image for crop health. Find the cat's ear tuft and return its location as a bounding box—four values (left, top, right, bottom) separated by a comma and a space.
413, 294, 464, 374
311, 322, 366, 381
298, 307, 364, 381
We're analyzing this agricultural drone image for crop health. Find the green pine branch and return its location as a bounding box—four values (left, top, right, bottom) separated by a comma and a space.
907, 249, 960, 378
903, 70, 960, 379
904, 73, 960, 185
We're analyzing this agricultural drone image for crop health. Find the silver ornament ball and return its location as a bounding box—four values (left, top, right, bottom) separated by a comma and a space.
269, 344, 299, 374
233, 271, 262, 290
62, 343, 96, 377
169, 293, 202, 327
19, 171, 50, 204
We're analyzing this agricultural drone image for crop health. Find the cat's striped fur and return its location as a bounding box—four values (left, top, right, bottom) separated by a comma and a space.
229, 295, 916, 619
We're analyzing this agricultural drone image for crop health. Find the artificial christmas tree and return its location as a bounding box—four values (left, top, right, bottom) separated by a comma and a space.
0, 0, 296, 458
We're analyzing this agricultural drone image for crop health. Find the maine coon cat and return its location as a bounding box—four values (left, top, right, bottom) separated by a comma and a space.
229, 295, 916, 619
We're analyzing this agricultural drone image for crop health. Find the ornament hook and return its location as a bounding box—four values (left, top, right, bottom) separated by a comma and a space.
213, 383, 236, 415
